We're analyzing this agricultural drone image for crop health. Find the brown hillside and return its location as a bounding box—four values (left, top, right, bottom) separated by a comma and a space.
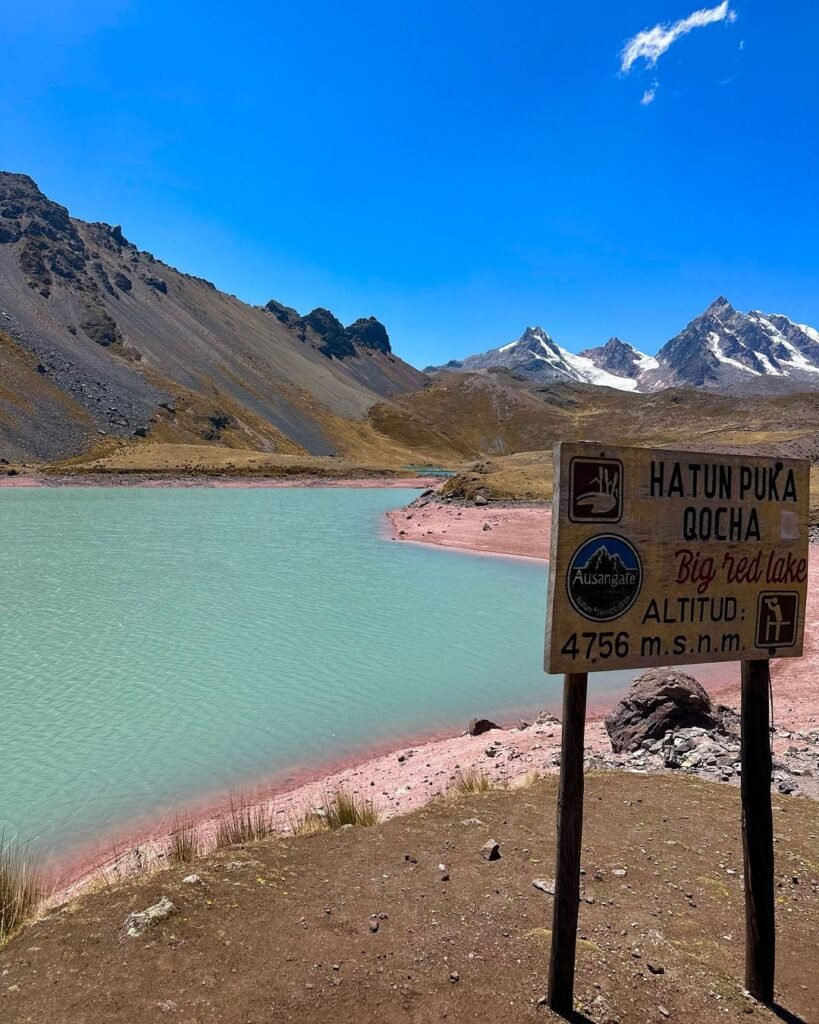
0, 172, 426, 460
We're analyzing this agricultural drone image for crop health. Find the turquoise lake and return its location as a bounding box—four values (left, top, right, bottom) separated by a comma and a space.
0, 487, 632, 858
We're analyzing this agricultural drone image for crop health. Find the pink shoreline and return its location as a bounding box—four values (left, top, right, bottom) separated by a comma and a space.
0, 473, 441, 490
50, 662, 751, 899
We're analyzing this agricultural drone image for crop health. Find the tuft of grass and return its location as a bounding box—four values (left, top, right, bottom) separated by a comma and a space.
322, 788, 380, 829
288, 809, 329, 836
215, 796, 275, 849
512, 770, 542, 790
453, 769, 494, 794
0, 832, 42, 944
168, 814, 201, 865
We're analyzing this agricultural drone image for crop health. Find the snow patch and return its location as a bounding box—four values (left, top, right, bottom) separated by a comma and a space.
706, 332, 761, 375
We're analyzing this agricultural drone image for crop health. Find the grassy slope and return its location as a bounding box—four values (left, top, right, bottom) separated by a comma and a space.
1, 774, 816, 1023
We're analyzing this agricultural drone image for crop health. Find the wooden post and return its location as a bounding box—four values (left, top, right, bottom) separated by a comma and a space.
740, 659, 775, 1003
548, 672, 588, 1016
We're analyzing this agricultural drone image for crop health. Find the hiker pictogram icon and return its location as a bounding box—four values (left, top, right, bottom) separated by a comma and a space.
755, 592, 799, 649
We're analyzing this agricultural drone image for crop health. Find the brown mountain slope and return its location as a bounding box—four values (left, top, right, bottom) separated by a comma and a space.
0, 172, 426, 460
374, 369, 819, 456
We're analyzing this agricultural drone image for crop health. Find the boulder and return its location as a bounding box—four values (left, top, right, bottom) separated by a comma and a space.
604, 668, 717, 753
468, 717, 500, 736
124, 896, 176, 937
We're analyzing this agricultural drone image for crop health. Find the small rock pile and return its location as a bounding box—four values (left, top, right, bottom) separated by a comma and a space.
588, 719, 819, 798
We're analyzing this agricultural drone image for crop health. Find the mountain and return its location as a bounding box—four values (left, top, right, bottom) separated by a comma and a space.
579, 336, 658, 381
650, 297, 819, 391
0, 172, 426, 460
433, 299, 819, 395
430, 326, 649, 392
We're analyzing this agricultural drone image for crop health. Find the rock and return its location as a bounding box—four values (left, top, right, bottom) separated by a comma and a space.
344, 316, 391, 354
449, 971, 460, 983
181, 874, 202, 885
647, 963, 665, 975
145, 276, 168, 294
468, 717, 500, 736
533, 878, 555, 894
518, 720, 530, 730
474, 494, 488, 506
482, 522, 491, 531
124, 896, 177, 937
481, 839, 501, 861
133, 426, 149, 437
368, 919, 379, 933
611, 868, 627, 877
420, 488, 435, 498
604, 669, 718, 753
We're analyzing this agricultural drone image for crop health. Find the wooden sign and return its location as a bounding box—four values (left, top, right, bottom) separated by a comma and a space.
545, 442, 809, 674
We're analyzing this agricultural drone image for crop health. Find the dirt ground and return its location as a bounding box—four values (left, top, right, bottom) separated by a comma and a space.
2, 774, 816, 1024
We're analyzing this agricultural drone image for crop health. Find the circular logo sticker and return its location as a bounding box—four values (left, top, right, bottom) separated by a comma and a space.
566, 534, 642, 622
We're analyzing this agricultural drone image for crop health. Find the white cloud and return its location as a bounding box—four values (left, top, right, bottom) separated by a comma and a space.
641, 82, 658, 105
621, 1, 736, 74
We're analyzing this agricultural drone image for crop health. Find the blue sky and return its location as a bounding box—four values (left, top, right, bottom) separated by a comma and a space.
2, 1, 817, 368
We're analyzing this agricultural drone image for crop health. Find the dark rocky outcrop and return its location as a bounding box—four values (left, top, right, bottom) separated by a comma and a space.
80, 306, 120, 347
468, 718, 500, 737
345, 316, 391, 354
580, 337, 643, 379
113, 272, 132, 292
604, 668, 718, 753
264, 298, 301, 327
302, 307, 356, 360
145, 276, 168, 294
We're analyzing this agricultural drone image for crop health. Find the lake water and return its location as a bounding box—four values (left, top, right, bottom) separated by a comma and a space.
0, 487, 631, 858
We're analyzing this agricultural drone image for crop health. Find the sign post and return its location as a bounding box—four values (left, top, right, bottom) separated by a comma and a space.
544, 443, 809, 1015
547, 671, 588, 1015
741, 659, 775, 1002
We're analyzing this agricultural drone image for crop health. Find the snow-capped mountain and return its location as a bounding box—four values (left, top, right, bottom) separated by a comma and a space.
433, 299, 819, 394
580, 336, 659, 381
650, 297, 819, 391
434, 326, 649, 392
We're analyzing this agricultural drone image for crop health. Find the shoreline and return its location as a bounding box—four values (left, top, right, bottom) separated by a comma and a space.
0, 472, 442, 489
50, 659, 760, 903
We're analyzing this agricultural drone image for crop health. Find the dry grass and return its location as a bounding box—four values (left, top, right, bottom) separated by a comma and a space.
322, 788, 380, 829
168, 814, 201, 865
288, 809, 330, 837
215, 796, 276, 849
0, 833, 42, 944
453, 769, 494, 794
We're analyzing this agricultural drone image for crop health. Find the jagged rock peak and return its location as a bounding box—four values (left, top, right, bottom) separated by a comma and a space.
263, 300, 392, 360
703, 296, 736, 319
345, 316, 391, 354
264, 298, 301, 326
